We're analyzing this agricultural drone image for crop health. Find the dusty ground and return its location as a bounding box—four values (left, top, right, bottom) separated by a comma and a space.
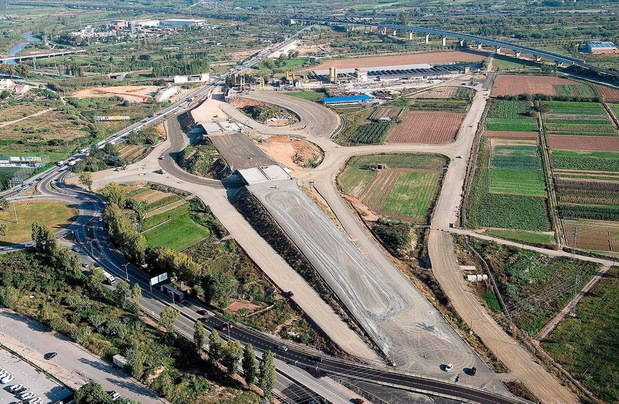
257, 135, 322, 172
491, 75, 575, 96
191, 97, 225, 123
342, 195, 379, 222
307, 51, 487, 71
485, 131, 539, 140
548, 134, 619, 151
388, 110, 465, 144
72, 86, 159, 102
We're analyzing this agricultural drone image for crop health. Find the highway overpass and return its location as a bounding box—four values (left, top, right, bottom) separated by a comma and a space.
1, 49, 86, 63
293, 18, 619, 79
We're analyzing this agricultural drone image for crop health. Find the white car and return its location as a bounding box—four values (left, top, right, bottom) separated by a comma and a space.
1, 374, 15, 383
26, 397, 41, 404
444, 363, 453, 371
9, 384, 25, 393
18, 392, 35, 400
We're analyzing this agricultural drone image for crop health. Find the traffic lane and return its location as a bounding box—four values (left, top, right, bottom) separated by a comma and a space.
0, 310, 163, 404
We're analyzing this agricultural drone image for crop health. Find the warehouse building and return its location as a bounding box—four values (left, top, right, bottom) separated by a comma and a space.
322, 95, 372, 105
584, 41, 619, 54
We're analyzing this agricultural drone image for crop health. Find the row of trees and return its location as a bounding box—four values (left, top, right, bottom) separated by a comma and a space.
193, 321, 276, 399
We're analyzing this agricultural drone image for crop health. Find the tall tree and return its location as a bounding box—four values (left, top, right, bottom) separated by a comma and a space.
208, 329, 223, 365
242, 344, 257, 386
0, 198, 9, 210
159, 306, 179, 334
31, 222, 57, 254
193, 321, 207, 353
258, 351, 276, 399
130, 283, 141, 305
0, 223, 7, 236
79, 172, 93, 191
222, 340, 243, 375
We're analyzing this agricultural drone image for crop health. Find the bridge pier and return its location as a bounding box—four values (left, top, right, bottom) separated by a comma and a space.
459, 40, 464, 47
409, 32, 414, 40
393, 29, 397, 36
442, 37, 447, 47
477, 43, 483, 50
536, 56, 542, 62
425, 34, 430, 44
381, 27, 387, 35
495, 47, 502, 54
515, 52, 521, 57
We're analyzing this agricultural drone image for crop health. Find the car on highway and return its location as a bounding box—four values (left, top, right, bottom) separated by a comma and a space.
277, 345, 289, 352
217, 323, 231, 332
43, 352, 57, 360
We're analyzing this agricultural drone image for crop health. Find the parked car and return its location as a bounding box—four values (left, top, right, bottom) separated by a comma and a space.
107, 391, 121, 401
1, 374, 14, 383
44, 352, 57, 360
443, 363, 453, 372
9, 384, 25, 393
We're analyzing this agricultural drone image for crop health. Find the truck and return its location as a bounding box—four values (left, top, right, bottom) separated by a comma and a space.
160, 284, 185, 302
103, 270, 118, 286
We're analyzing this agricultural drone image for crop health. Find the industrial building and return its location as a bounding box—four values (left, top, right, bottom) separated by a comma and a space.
315, 62, 478, 83
322, 95, 372, 104
583, 41, 619, 54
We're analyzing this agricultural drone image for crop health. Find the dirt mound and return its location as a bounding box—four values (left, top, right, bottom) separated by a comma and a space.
72, 85, 159, 102
258, 136, 322, 171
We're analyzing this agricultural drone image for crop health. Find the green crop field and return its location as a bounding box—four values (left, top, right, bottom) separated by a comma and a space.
338, 154, 447, 222
488, 100, 533, 119
553, 84, 597, 98
381, 171, 440, 220
486, 229, 555, 245
491, 145, 542, 170
349, 121, 393, 144
409, 98, 469, 112
551, 150, 619, 172
466, 139, 550, 231
345, 153, 447, 170
490, 168, 546, 196
486, 118, 538, 131
542, 101, 606, 115
558, 204, 619, 222
542, 267, 618, 402
142, 203, 191, 231
611, 103, 619, 116
337, 167, 375, 197
143, 213, 210, 251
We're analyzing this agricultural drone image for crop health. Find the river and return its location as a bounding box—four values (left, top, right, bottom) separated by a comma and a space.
5, 31, 41, 64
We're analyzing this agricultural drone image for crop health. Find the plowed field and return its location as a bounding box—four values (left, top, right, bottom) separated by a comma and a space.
387, 110, 464, 143
485, 131, 538, 139
595, 85, 619, 102
548, 135, 619, 152
492, 75, 575, 96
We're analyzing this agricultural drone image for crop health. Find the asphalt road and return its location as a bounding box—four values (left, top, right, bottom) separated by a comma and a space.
0, 309, 163, 403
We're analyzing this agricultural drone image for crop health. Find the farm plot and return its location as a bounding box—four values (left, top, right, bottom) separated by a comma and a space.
338, 154, 447, 222
486, 118, 538, 132
408, 98, 470, 112
548, 135, 619, 152
410, 86, 473, 100
485, 131, 538, 140
492, 75, 581, 96
553, 84, 597, 98
349, 121, 393, 144
369, 107, 404, 121
550, 150, 619, 172
466, 138, 550, 231
387, 111, 464, 143
543, 101, 606, 115
595, 85, 619, 102
488, 100, 534, 119
555, 177, 619, 206
562, 220, 619, 253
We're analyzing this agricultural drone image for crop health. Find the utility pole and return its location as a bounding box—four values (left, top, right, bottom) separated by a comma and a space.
12, 201, 18, 224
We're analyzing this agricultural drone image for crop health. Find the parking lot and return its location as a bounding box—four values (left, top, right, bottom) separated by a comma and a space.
0, 348, 72, 404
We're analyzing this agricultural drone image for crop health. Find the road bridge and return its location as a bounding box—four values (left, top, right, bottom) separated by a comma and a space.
294, 18, 619, 78
1, 49, 86, 63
